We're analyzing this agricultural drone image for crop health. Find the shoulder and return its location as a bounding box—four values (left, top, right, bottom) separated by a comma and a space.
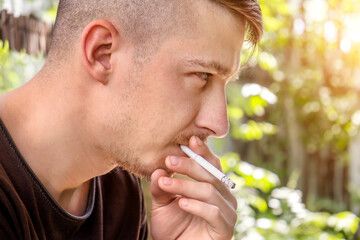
0, 164, 32, 239
0, 163, 26, 218
0, 163, 18, 200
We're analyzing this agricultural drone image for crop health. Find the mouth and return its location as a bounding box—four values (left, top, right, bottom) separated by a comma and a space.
175, 144, 189, 158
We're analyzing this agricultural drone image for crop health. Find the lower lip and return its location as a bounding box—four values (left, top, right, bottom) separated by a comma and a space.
175, 145, 188, 158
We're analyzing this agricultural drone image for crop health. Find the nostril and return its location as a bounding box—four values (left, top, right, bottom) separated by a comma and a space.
212, 115, 229, 138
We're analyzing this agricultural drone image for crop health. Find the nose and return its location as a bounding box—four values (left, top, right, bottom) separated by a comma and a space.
195, 89, 229, 138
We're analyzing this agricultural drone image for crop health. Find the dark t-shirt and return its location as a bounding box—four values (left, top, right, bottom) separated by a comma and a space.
0, 119, 148, 239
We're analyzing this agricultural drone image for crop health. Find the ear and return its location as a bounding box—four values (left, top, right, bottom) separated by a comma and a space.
81, 19, 120, 84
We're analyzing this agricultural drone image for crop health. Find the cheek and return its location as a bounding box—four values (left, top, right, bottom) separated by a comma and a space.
160, 88, 199, 120
128, 71, 201, 134
136, 91, 199, 142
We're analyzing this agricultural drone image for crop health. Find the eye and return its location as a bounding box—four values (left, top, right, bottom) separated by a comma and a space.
195, 72, 211, 81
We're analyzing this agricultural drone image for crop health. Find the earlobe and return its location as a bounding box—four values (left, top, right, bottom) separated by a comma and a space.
81, 19, 120, 84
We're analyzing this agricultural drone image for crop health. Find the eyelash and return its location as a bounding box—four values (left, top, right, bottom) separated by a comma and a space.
195, 72, 211, 81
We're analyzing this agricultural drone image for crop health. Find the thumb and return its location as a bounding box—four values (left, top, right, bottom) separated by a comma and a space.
150, 169, 175, 207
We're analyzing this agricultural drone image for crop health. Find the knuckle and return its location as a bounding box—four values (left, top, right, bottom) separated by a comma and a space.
231, 195, 238, 210
210, 205, 222, 219
204, 183, 216, 198
224, 219, 235, 239
225, 201, 238, 224
226, 228, 235, 240
208, 175, 219, 186
231, 211, 238, 224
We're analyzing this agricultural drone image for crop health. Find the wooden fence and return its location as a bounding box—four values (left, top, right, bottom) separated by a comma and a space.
0, 10, 53, 56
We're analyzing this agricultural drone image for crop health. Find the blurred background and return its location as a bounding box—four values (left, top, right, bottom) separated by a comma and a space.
0, 0, 359, 239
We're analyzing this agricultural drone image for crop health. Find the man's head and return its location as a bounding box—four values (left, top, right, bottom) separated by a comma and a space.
48, 0, 262, 62
46, 0, 263, 179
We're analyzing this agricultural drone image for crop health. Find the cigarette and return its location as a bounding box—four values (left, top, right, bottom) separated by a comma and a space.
180, 145, 236, 189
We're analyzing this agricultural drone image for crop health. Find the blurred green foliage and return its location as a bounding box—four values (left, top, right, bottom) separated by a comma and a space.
0, 40, 26, 93
221, 153, 359, 239
1, 0, 360, 239
247, 0, 360, 183
219, 0, 360, 239
0, 40, 44, 93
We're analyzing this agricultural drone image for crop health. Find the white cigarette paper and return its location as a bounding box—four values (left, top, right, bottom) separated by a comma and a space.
180, 145, 236, 189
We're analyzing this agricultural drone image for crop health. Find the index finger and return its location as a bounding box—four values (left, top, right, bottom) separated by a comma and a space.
166, 138, 236, 206
186, 136, 236, 201
180, 145, 235, 189
189, 136, 222, 170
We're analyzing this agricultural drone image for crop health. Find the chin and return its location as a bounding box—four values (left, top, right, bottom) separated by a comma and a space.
126, 167, 154, 181
115, 145, 182, 180
124, 160, 166, 180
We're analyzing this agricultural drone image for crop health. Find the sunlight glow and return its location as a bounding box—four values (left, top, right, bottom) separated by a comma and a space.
324, 21, 337, 43
256, 218, 272, 229
3, 0, 51, 17
304, 0, 328, 23
242, 83, 278, 104
340, 38, 351, 53
343, 14, 360, 43
293, 18, 305, 36
351, 110, 360, 126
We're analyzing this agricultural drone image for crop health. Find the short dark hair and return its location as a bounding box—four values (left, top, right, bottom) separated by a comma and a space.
48, 0, 262, 61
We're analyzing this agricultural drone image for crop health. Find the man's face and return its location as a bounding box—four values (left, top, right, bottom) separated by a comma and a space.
97, 2, 245, 179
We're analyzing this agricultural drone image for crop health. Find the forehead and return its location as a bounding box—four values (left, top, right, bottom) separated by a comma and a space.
176, 0, 245, 79
193, 0, 246, 30
163, 0, 245, 48
137, 0, 246, 81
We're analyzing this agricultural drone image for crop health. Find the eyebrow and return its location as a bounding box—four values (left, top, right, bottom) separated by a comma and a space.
182, 58, 241, 82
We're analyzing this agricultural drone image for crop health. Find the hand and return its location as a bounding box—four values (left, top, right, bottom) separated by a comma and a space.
150, 136, 237, 240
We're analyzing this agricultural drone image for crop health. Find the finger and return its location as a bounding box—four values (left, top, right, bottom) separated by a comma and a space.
178, 197, 235, 240
150, 169, 177, 207
166, 155, 217, 185
189, 135, 222, 170
158, 177, 237, 224
165, 155, 237, 208
188, 136, 227, 191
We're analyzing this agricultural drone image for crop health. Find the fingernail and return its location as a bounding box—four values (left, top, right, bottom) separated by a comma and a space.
162, 177, 173, 186
181, 198, 189, 207
195, 136, 203, 146
170, 156, 179, 166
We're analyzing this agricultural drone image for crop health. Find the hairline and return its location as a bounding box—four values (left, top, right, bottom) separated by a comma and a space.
47, 0, 262, 66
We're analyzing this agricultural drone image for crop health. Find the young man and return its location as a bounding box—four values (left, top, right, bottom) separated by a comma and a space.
0, 0, 262, 239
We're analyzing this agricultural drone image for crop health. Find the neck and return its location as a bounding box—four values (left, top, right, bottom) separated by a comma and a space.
0, 69, 116, 215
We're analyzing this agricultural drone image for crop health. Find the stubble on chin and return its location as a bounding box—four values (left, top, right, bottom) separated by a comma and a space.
115, 152, 153, 180
102, 139, 151, 180
106, 130, 208, 180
